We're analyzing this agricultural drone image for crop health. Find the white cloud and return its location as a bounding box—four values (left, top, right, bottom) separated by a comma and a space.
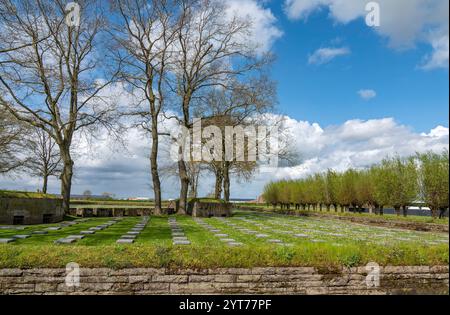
253, 116, 449, 186
357, 89, 377, 100
421, 35, 449, 70
225, 0, 283, 54
308, 47, 351, 65
284, 0, 449, 69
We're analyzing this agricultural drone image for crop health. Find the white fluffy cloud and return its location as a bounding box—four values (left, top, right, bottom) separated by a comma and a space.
254, 117, 449, 189
284, 0, 449, 69
308, 47, 351, 65
225, 0, 283, 54
357, 89, 377, 100
421, 35, 450, 70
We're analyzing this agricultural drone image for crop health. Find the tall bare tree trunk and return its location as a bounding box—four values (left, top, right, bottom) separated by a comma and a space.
151, 121, 162, 215
223, 162, 230, 202
178, 159, 189, 215
214, 168, 223, 199
42, 174, 48, 194
60, 154, 74, 215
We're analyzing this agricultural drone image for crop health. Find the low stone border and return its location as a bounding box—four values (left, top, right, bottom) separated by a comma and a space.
0, 266, 448, 295
235, 207, 449, 233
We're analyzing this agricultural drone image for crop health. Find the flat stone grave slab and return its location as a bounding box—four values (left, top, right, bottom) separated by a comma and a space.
32, 231, 48, 235
89, 227, 103, 231
173, 237, 188, 241
220, 238, 235, 242
173, 240, 191, 245
13, 235, 31, 239
131, 228, 144, 232
267, 239, 282, 243
209, 229, 221, 233
255, 234, 269, 238
127, 231, 140, 235
54, 238, 77, 244
121, 235, 137, 239
45, 226, 61, 231
172, 232, 185, 237
0, 238, 15, 243
80, 230, 95, 234
214, 234, 228, 237
66, 235, 85, 240
117, 239, 134, 244
294, 234, 308, 238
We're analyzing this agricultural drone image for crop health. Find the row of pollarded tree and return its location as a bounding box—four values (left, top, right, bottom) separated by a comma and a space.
263, 151, 449, 219
0, 0, 279, 214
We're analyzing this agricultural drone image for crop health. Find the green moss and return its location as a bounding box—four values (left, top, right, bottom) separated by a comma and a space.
0, 190, 60, 199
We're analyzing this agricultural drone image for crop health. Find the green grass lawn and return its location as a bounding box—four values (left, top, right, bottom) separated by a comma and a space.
0, 211, 448, 269
237, 204, 449, 225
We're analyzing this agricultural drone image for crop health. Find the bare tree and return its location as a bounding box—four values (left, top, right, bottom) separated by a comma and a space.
111, 0, 179, 214
23, 127, 62, 194
0, 0, 120, 213
196, 73, 277, 201
0, 108, 25, 174
168, 0, 273, 212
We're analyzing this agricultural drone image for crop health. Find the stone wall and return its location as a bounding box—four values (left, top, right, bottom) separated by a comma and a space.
0, 197, 63, 225
0, 266, 448, 295
191, 202, 232, 218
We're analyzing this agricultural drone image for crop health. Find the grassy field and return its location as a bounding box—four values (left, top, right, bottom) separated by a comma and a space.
0, 211, 448, 269
236, 204, 449, 225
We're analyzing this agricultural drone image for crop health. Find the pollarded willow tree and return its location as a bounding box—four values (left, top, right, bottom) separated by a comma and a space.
262, 152, 446, 218
381, 156, 419, 217
335, 169, 358, 212
0, 0, 120, 213
417, 150, 449, 219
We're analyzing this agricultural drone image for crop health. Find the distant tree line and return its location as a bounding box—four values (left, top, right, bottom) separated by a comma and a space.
263, 151, 449, 219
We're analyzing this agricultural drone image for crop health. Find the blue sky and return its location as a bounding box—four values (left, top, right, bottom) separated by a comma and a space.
267, 2, 448, 133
